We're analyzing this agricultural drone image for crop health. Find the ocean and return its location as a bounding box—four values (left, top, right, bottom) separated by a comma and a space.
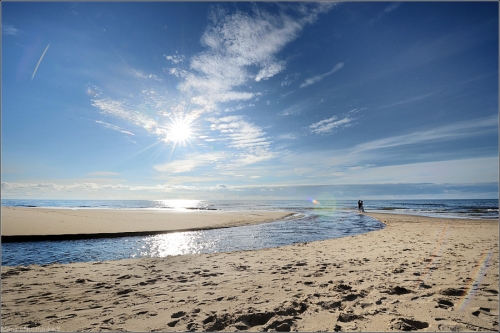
1, 199, 498, 267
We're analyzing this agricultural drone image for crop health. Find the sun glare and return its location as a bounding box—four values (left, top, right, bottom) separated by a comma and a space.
167, 117, 193, 145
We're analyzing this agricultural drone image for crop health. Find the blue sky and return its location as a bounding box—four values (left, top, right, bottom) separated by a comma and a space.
2, 2, 498, 200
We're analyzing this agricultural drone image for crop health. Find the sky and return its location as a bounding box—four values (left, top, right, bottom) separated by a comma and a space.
1, 1, 498, 200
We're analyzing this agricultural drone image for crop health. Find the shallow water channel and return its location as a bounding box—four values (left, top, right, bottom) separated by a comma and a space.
2, 210, 384, 266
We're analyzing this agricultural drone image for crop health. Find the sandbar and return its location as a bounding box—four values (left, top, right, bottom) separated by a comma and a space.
1, 213, 498, 332
1, 207, 296, 242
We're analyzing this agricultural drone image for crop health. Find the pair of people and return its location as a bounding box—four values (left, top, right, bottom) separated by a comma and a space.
357, 200, 364, 212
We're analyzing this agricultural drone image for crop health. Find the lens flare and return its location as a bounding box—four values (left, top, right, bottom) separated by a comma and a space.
458, 249, 493, 311
415, 223, 450, 289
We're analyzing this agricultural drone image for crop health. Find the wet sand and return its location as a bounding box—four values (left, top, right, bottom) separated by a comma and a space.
1, 213, 498, 332
1, 207, 296, 242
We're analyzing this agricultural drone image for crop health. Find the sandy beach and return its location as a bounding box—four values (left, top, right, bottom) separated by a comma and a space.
1, 207, 296, 241
1, 212, 498, 332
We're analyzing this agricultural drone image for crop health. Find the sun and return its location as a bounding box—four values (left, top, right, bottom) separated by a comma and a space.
166, 116, 193, 146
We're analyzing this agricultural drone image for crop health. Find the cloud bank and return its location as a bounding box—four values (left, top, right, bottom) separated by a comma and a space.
2, 181, 497, 200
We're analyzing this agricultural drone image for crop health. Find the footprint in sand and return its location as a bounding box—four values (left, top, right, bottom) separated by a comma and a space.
384, 286, 412, 295
483, 288, 499, 295
342, 293, 359, 302
116, 288, 135, 295
20, 321, 41, 328
172, 311, 187, 318
388, 318, 428, 331
102, 317, 114, 325
435, 299, 454, 309
317, 300, 342, 310
167, 319, 179, 327
437, 322, 465, 331
471, 307, 498, 318
439, 287, 465, 296
338, 313, 362, 323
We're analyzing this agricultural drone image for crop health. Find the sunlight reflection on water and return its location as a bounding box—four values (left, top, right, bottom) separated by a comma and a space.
153, 199, 209, 211
138, 232, 214, 257
2, 210, 385, 266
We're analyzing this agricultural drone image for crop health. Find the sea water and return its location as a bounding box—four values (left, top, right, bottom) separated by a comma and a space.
1, 199, 497, 266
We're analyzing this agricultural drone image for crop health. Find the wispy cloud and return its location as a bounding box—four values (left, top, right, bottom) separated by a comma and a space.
281, 73, 300, 87
384, 3, 401, 14
272, 115, 498, 185
232, 149, 275, 167
300, 62, 344, 88
204, 115, 276, 167
348, 164, 376, 171
279, 98, 313, 116
163, 54, 185, 64
309, 115, 353, 134
369, 2, 401, 25
154, 153, 222, 174
308, 108, 361, 134
255, 61, 286, 82
2, 24, 21, 36
173, 3, 334, 114
223, 103, 255, 113
95, 120, 135, 136
278, 133, 297, 140
87, 171, 122, 177
154, 160, 200, 174
209, 116, 271, 150
376, 92, 437, 110
92, 97, 157, 132
353, 115, 498, 153
337, 157, 499, 184
165, 67, 188, 78
128, 68, 163, 82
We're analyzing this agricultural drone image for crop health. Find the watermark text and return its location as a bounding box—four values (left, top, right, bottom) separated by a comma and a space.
1, 326, 60, 332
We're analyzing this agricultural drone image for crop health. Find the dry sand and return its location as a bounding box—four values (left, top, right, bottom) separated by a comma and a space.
1, 212, 498, 332
1, 207, 296, 241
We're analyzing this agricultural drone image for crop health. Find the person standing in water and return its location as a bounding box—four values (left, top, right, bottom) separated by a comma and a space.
358, 200, 365, 212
